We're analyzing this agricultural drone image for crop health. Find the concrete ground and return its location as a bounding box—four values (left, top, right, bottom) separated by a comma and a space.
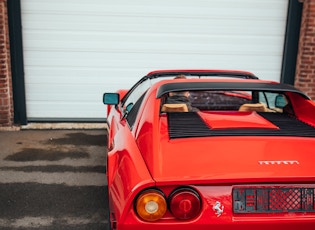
0, 128, 109, 230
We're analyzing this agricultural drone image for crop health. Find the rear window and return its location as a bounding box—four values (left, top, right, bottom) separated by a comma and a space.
190, 91, 251, 111
161, 90, 290, 113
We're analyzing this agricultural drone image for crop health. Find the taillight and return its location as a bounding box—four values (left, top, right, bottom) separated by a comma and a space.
135, 189, 167, 221
169, 187, 201, 220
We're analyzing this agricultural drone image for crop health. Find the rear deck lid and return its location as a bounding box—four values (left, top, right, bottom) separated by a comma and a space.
146, 111, 315, 183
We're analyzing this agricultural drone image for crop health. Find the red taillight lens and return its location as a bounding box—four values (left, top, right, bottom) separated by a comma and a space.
169, 188, 201, 220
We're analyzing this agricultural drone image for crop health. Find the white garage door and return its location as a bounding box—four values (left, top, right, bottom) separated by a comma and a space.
21, 0, 288, 121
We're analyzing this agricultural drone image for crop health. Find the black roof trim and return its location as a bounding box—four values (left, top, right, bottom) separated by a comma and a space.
156, 82, 310, 99
147, 71, 259, 80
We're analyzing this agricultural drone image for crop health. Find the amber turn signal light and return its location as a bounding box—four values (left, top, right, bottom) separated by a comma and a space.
135, 189, 167, 221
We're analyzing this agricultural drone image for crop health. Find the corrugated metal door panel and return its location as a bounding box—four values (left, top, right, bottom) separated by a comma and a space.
21, 0, 288, 120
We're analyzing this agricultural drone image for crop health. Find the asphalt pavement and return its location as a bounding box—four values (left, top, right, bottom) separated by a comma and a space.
0, 129, 109, 230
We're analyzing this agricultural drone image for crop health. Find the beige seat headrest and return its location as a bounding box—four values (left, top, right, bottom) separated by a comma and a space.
239, 103, 267, 112
161, 103, 188, 112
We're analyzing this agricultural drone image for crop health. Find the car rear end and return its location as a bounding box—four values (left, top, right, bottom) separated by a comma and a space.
123, 112, 315, 229
120, 137, 315, 229
118, 183, 315, 230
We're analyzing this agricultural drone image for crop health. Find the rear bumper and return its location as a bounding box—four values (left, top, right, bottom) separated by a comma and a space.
116, 219, 315, 230
114, 184, 315, 230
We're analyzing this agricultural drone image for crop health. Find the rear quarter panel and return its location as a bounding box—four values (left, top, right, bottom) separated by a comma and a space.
107, 119, 155, 223
133, 87, 164, 167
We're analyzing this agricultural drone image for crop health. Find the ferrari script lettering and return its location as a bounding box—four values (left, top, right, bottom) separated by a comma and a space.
258, 160, 299, 165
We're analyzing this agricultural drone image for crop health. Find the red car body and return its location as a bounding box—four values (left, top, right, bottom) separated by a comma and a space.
103, 70, 315, 230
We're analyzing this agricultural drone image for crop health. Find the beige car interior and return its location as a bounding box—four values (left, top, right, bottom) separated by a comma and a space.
161, 103, 188, 112
238, 103, 276, 112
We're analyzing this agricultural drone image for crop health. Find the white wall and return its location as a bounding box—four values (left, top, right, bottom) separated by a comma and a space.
21, 0, 288, 120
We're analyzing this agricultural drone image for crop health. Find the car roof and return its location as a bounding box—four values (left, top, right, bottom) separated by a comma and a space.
155, 80, 310, 99
122, 70, 259, 102
146, 69, 259, 80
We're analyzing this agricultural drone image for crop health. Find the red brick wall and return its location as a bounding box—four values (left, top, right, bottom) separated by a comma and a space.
295, 0, 315, 100
0, 0, 13, 127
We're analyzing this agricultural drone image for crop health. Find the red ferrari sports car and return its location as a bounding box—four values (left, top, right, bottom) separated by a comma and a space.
103, 70, 315, 230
